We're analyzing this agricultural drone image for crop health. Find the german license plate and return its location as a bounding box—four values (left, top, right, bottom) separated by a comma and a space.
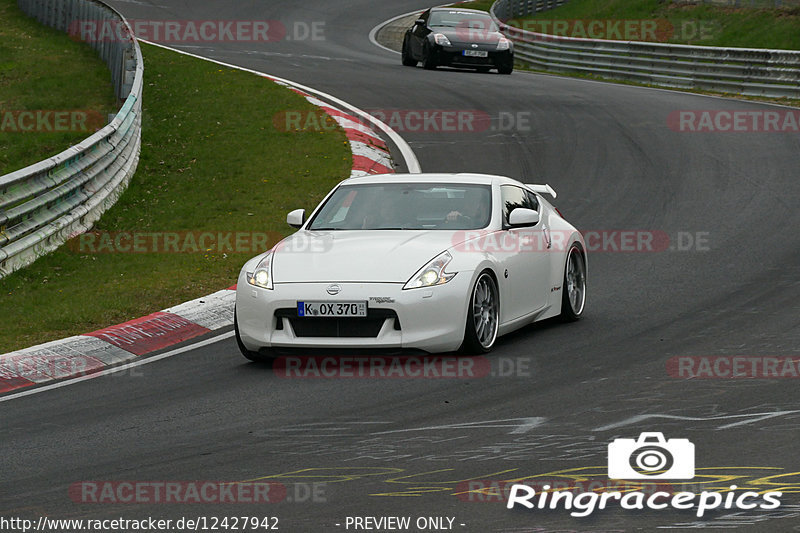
463, 49, 488, 58
297, 301, 367, 317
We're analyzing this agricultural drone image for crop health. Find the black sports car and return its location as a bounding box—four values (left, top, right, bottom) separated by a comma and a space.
402, 8, 514, 74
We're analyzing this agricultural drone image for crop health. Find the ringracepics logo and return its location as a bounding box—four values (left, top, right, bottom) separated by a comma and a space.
608, 432, 693, 479
506, 432, 783, 517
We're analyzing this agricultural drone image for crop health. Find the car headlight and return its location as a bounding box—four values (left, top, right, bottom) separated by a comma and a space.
404, 251, 456, 290
246, 252, 274, 290
497, 37, 511, 51
433, 33, 452, 47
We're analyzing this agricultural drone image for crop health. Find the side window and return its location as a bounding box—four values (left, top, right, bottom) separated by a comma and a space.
524, 190, 540, 213
501, 185, 527, 225
501, 185, 539, 226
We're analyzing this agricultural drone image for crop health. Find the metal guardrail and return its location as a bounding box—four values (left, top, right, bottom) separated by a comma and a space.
491, 0, 800, 99
0, 0, 143, 278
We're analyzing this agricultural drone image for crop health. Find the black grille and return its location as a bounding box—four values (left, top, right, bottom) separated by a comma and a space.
275, 308, 400, 338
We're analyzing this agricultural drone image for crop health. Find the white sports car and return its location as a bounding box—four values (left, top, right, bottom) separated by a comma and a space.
234, 173, 586, 359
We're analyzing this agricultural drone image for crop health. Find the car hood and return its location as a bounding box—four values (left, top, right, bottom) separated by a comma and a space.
272, 230, 462, 284
433, 27, 504, 45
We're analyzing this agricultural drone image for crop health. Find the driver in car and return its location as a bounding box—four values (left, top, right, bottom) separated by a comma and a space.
446, 194, 489, 226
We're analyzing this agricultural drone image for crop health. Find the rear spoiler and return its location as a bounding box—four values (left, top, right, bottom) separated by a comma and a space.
525, 183, 557, 199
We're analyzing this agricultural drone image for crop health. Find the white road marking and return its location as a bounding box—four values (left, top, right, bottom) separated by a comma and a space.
372, 417, 547, 435
223, 49, 357, 62
592, 410, 800, 432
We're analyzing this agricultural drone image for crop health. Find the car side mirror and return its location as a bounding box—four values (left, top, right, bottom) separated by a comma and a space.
287, 208, 305, 228
508, 207, 539, 227
416, 18, 426, 26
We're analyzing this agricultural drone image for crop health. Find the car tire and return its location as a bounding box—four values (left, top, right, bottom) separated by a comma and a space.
560, 244, 586, 321
422, 44, 438, 70
461, 271, 500, 354
401, 36, 417, 66
234, 307, 271, 362
498, 64, 513, 75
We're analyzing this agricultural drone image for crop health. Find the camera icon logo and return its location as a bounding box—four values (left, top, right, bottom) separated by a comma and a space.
608, 432, 695, 480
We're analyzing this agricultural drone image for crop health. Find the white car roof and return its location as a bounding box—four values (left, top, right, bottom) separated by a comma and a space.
339, 173, 524, 187
430, 7, 490, 15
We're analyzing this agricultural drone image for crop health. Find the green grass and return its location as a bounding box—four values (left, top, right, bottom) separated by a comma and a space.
498, 0, 800, 49
0, 42, 351, 353
0, 0, 118, 175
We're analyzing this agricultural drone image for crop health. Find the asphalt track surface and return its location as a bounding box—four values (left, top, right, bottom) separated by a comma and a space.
2, 1, 800, 531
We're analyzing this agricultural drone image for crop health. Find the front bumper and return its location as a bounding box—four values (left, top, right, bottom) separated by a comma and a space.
433, 46, 513, 69
235, 272, 474, 354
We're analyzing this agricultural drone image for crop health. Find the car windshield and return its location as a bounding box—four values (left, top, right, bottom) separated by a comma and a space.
307, 183, 492, 231
428, 10, 498, 32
